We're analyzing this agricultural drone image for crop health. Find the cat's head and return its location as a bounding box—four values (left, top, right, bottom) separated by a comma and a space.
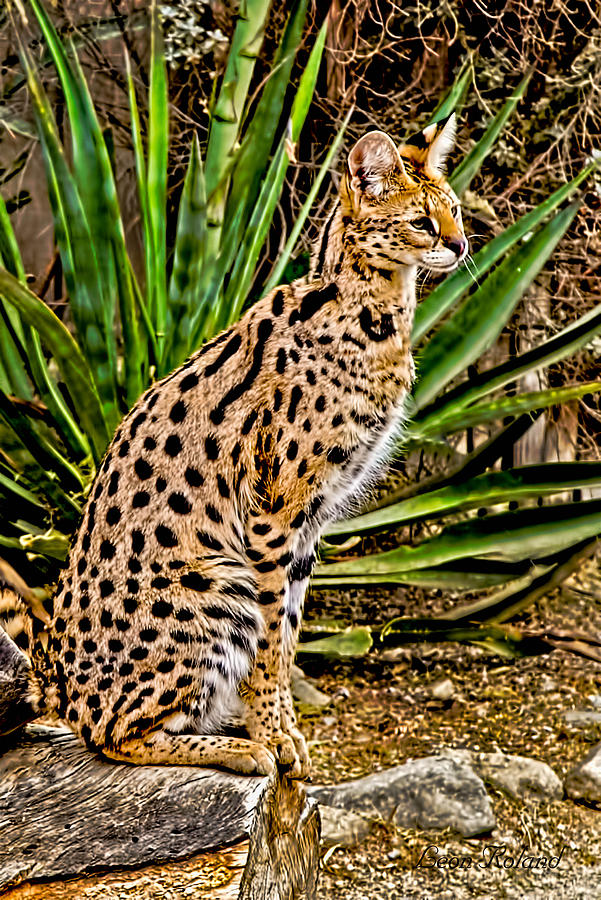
341, 115, 468, 273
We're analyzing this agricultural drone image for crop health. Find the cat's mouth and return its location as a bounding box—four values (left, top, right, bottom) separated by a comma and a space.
427, 259, 460, 273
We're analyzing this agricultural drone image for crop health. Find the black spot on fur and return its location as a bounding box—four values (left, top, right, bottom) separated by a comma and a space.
134, 458, 153, 480
155, 525, 178, 547
152, 600, 173, 618
180, 372, 199, 392
287, 386, 303, 423
169, 400, 187, 423
205, 435, 219, 459
288, 283, 338, 325
106, 506, 121, 526
185, 466, 204, 487
359, 306, 396, 341
180, 572, 212, 592
168, 492, 192, 515
271, 290, 285, 316
164, 434, 183, 457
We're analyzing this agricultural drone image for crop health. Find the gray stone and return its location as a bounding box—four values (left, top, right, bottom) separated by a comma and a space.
474, 752, 562, 802
563, 710, 601, 727
319, 805, 372, 846
565, 742, 601, 802
442, 748, 562, 801
308, 757, 495, 837
290, 665, 332, 709
430, 678, 455, 701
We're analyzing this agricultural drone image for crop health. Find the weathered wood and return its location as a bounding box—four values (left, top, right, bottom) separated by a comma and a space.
0, 725, 320, 899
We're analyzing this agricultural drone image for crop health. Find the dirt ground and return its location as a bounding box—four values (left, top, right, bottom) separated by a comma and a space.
302, 568, 601, 899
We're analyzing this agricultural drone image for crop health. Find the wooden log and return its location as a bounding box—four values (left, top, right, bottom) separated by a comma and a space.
0, 725, 320, 899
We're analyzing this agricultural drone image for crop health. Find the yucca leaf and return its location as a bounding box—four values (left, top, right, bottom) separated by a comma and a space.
328, 461, 601, 537
317, 498, 601, 579
189, 200, 248, 346
0, 468, 47, 513
147, 0, 168, 359
0, 267, 109, 462
221, 20, 328, 327
226, 0, 309, 239
311, 565, 534, 592
221, 138, 288, 327
164, 136, 206, 370
264, 106, 353, 294
0, 191, 34, 399
203, 0, 272, 267
412, 163, 596, 344
439, 540, 593, 627
416, 381, 601, 438
379, 618, 546, 658
428, 63, 472, 123
125, 51, 152, 319
0, 389, 83, 499
17, 36, 118, 430
69, 49, 144, 405
297, 627, 373, 658
18, 527, 71, 561
450, 72, 531, 196
27, 0, 126, 412
424, 299, 601, 419
413, 202, 579, 409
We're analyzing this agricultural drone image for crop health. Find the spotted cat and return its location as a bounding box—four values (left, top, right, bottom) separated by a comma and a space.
20, 117, 467, 778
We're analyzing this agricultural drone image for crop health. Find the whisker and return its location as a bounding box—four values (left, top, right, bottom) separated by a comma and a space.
463, 253, 480, 288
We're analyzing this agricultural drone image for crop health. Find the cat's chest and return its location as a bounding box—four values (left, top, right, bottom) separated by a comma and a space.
318, 390, 410, 529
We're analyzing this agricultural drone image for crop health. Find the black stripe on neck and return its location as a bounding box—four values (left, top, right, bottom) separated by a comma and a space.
314, 202, 339, 275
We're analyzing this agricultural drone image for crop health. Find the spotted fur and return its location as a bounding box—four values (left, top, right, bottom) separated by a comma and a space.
21, 120, 468, 777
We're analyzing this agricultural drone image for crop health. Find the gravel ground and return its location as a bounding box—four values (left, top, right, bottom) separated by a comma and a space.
306, 569, 601, 899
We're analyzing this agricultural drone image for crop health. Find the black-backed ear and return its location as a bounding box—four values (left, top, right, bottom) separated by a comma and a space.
347, 131, 412, 200
400, 112, 457, 176
425, 112, 457, 175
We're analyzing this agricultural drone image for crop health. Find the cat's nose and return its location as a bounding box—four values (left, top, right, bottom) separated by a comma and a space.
445, 236, 468, 259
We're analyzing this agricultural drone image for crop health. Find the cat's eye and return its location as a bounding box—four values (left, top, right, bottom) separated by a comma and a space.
451, 205, 461, 220
411, 216, 437, 236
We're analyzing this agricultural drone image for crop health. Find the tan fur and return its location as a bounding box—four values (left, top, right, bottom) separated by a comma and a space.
20, 121, 468, 778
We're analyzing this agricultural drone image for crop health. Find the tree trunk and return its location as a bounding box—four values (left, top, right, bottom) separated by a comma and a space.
0, 632, 320, 900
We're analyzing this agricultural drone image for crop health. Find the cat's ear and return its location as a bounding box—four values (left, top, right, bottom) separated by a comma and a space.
424, 113, 457, 175
347, 131, 412, 200
400, 113, 457, 176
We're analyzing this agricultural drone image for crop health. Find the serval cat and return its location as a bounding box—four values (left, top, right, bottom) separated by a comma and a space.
16, 116, 468, 778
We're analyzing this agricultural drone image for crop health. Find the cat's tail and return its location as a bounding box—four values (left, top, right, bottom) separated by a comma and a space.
0, 566, 51, 736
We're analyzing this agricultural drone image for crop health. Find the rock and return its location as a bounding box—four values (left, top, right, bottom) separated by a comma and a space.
429, 678, 455, 701
565, 742, 601, 802
308, 757, 495, 838
319, 805, 372, 847
473, 752, 563, 802
442, 748, 563, 802
588, 695, 601, 709
290, 665, 332, 709
563, 710, 601, 727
